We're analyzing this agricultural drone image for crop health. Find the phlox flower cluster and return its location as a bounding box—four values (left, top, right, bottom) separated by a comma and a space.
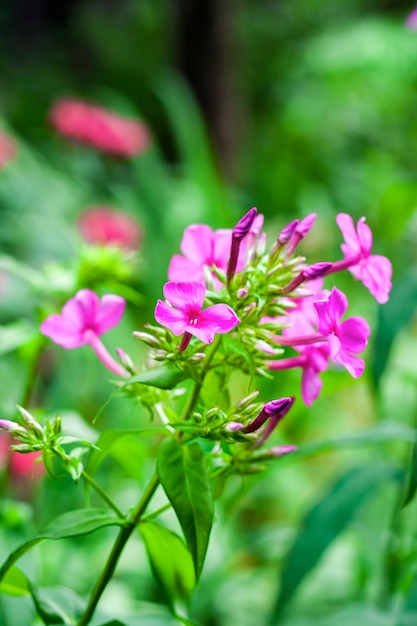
34, 206, 392, 460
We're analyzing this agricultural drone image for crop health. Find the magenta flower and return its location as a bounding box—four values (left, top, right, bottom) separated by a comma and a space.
168, 222, 252, 289
40, 289, 127, 377
329, 213, 392, 304
286, 213, 317, 257
227, 208, 258, 281
242, 397, 295, 448
154, 281, 239, 350
314, 287, 370, 378
49, 99, 151, 158
77, 206, 142, 251
268, 344, 330, 406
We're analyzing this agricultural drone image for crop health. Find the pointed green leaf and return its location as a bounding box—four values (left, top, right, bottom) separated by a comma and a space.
292, 421, 417, 459
0, 567, 30, 597
124, 365, 190, 390
270, 464, 403, 621
30, 586, 86, 625
157, 438, 213, 578
0, 509, 124, 583
140, 521, 195, 615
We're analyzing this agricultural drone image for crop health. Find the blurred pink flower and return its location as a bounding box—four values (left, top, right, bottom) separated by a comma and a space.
77, 207, 142, 250
329, 213, 392, 304
314, 287, 370, 378
41, 289, 127, 377
49, 99, 151, 157
0, 131, 17, 169
406, 5, 417, 28
0, 434, 44, 479
155, 281, 239, 349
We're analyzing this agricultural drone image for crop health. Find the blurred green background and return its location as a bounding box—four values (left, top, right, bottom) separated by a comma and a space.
2, 1, 417, 625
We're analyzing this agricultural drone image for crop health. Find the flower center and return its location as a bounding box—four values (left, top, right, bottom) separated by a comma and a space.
189, 317, 198, 326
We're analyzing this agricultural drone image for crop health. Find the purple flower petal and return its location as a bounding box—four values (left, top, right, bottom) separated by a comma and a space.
154, 300, 189, 336
163, 281, 206, 314
338, 317, 370, 353
197, 303, 240, 335
333, 349, 365, 378
315, 287, 348, 335
168, 254, 205, 283
180, 224, 214, 264
96, 294, 126, 334
41, 289, 126, 349
40, 314, 85, 348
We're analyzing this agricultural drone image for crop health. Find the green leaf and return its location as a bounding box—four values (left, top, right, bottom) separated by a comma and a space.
30, 586, 86, 625
371, 271, 417, 388
140, 521, 195, 615
0, 567, 30, 597
124, 365, 190, 390
86, 428, 167, 477
292, 421, 417, 459
157, 438, 214, 578
270, 464, 403, 621
0, 509, 124, 582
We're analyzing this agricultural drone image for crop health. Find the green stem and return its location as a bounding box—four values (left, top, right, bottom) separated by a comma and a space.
76, 336, 223, 625
81, 470, 125, 520
76, 471, 160, 626
180, 335, 221, 422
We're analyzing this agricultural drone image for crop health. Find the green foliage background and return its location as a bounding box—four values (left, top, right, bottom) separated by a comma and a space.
1, 1, 417, 625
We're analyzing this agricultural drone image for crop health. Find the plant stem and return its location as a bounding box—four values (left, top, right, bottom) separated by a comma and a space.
77, 336, 223, 625
81, 470, 125, 520
76, 471, 160, 626
180, 335, 221, 422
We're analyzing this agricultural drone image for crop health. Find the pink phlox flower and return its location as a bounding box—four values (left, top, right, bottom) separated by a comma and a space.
280, 300, 330, 405
336, 213, 392, 304
314, 287, 370, 378
41, 289, 125, 348
281, 281, 330, 338
168, 224, 245, 288
0, 131, 17, 169
299, 343, 331, 406
40, 290, 126, 377
406, 5, 417, 28
154, 281, 239, 344
49, 99, 151, 158
77, 206, 142, 251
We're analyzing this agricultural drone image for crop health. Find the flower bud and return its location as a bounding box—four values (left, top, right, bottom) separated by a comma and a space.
133, 331, 161, 348
116, 348, 136, 373
0, 419, 25, 433
226, 421, 244, 432
236, 390, 260, 410
16, 406, 44, 439
270, 444, 297, 457
233, 207, 258, 242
